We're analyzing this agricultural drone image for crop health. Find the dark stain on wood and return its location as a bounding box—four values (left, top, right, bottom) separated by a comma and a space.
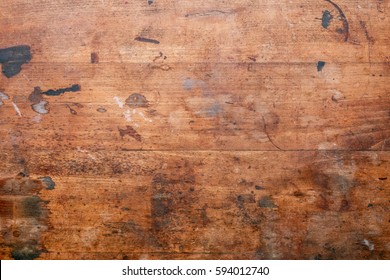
41, 84, 81, 96
125, 93, 149, 108
90, 52, 99, 64
324, 0, 349, 41
0, 45, 32, 78
258, 196, 278, 209
134, 36, 160, 44
0, 175, 54, 259
118, 125, 142, 142
97, 107, 107, 113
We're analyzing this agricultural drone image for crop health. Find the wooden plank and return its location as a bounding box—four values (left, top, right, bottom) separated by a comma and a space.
0, 63, 389, 151
0, 0, 383, 63
1, 150, 389, 259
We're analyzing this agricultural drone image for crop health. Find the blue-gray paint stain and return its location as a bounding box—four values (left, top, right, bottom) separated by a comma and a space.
205, 102, 221, 117
317, 61, 326, 72
183, 78, 194, 90
321, 10, 333, 28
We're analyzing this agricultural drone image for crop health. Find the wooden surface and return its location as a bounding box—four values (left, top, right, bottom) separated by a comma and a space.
0, 0, 389, 260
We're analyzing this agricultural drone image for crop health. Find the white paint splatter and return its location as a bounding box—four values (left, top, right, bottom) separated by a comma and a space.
0, 91, 9, 106
32, 101, 49, 114
11, 102, 22, 117
76, 147, 97, 161
113, 96, 124, 108
123, 109, 132, 122
138, 111, 152, 123
362, 239, 374, 251
31, 114, 42, 123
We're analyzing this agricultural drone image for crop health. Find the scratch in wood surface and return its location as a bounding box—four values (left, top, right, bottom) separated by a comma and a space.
134, 36, 160, 44
185, 9, 236, 18
11, 102, 22, 117
262, 116, 282, 150
66, 104, 77, 115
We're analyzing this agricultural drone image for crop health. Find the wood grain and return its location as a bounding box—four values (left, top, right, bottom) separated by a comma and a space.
0, 0, 389, 260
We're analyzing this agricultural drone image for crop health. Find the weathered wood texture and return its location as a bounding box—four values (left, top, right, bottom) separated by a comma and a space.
0, 0, 389, 259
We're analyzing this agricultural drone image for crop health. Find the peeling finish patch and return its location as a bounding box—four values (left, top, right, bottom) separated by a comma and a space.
0, 175, 53, 259
97, 107, 107, 113
361, 239, 374, 251
0, 91, 9, 106
118, 125, 142, 142
31, 100, 49, 114
0, 45, 32, 78
125, 93, 149, 108
38, 176, 56, 190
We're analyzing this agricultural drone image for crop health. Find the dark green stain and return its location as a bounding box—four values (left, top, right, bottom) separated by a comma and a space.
41, 84, 81, 96
258, 196, 277, 209
321, 10, 333, 28
11, 244, 42, 260
317, 61, 326, 72
22, 196, 43, 218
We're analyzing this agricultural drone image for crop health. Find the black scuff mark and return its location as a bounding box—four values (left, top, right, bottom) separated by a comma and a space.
148, 0, 154, 5
0, 45, 32, 78
317, 61, 326, 71
324, 0, 349, 42
134, 36, 160, 44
